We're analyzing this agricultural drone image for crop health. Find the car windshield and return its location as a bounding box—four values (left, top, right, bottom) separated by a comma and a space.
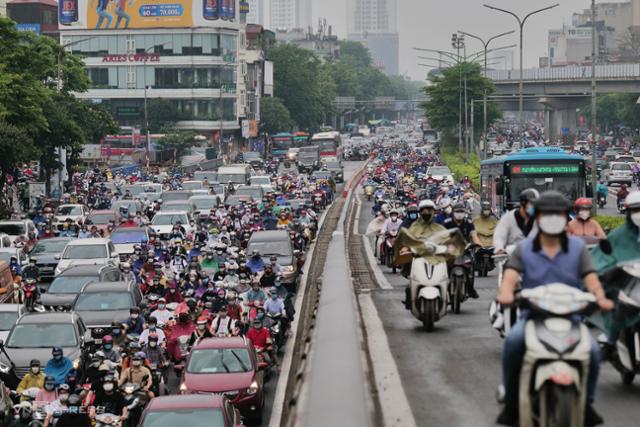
182, 182, 202, 190
612, 163, 631, 171
0, 224, 25, 235
248, 240, 291, 257
187, 348, 252, 373
244, 152, 261, 160
325, 162, 340, 169
142, 409, 225, 427
191, 198, 218, 210
56, 206, 82, 216
161, 203, 191, 212
163, 192, 191, 202
86, 214, 114, 225
313, 172, 331, 180
250, 177, 271, 186
110, 231, 146, 244
428, 167, 450, 175
217, 173, 247, 184
6, 323, 77, 348
235, 187, 262, 199
0, 312, 18, 331
112, 201, 138, 212
74, 292, 133, 311
30, 240, 69, 254
48, 276, 94, 294
152, 214, 188, 226
510, 176, 582, 202
63, 245, 107, 259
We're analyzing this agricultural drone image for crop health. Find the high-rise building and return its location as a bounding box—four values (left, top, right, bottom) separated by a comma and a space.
347, 0, 399, 75
246, 0, 265, 26
270, 0, 311, 31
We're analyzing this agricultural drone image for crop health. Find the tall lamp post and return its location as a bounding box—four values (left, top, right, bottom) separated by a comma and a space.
142, 42, 171, 170
483, 3, 559, 133
451, 33, 465, 154
457, 30, 514, 159
590, 0, 599, 213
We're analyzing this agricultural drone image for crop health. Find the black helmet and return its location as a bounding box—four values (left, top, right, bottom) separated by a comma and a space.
519, 188, 540, 204
67, 394, 82, 407
534, 191, 570, 213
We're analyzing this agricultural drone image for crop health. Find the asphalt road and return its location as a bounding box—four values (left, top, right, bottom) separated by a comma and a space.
356, 195, 640, 427
258, 160, 362, 426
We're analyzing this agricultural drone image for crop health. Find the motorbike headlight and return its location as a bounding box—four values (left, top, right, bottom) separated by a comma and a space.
179, 383, 187, 393
124, 385, 135, 394
288, 265, 295, 272
72, 358, 80, 370
0, 361, 10, 374
246, 380, 259, 395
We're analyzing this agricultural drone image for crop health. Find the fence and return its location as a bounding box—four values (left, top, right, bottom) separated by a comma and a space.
487, 63, 640, 82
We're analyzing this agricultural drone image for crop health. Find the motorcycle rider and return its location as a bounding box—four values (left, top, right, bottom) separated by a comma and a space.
596, 180, 608, 205
496, 191, 613, 426
54, 394, 91, 427
247, 250, 265, 274
125, 307, 145, 335
150, 298, 173, 326
400, 204, 419, 229
246, 318, 275, 364
473, 201, 498, 248
35, 375, 58, 403
90, 375, 128, 422
16, 359, 45, 400
119, 352, 154, 399
567, 198, 606, 239
100, 335, 122, 364
9, 402, 33, 427
435, 198, 452, 224
443, 203, 481, 298
381, 209, 402, 235
44, 347, 73, 386
493, 188, 539, 254
139, 316, 166, 346
210, 306, 239, 336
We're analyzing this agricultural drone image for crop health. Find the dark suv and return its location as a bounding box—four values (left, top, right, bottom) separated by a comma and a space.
72, 281, 142, 329
0, 312, 87, 388
28, 237, 73, 285
40, 264, 123, 311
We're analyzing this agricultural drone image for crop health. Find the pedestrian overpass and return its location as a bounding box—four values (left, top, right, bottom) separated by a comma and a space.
486, 63, 640, 138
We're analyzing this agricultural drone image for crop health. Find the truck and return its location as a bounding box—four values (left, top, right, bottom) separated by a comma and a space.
297, 146, 320, 173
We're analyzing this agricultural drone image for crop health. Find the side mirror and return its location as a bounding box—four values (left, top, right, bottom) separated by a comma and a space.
0, 339, 4, 349
495, 178, 503, 195
111, 252, 119, 259
54, 254, 61, 260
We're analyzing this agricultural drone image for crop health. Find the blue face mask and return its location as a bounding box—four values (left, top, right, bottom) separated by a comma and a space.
409, 213, 418, 220
526, 206, 535, 217
103, 344, 112, 351
112, 329, 121, 336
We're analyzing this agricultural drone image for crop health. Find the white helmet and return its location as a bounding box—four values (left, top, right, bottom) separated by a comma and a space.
626, 191, 640, 210
439, 197, 451, 209
418, 200, 436, 210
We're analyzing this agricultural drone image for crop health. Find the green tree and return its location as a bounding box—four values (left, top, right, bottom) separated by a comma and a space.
0, 121, 34, 206
147, 99, 183, 133
422, 62, 500, 147
157, 129, 198, 161
260, 97, 293, 134
338, 40, 373, 68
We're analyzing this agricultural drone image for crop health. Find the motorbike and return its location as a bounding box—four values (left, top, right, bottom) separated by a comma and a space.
171, 335, 191, 374
509, 283, 597, 427
364, 184, 375, 201
149, 362, 167, 396
23, 278, 39, 312
598, 260, 640, 385
266, 312, 286, 348
475, 246, 495, 277
597, 193, 607, 208
449, 248, 474, 314
618, 198, 627, 214
121, 381, 149, 427
95, 413, 121, 427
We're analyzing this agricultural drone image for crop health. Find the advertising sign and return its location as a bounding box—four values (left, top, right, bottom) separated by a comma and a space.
15, 23, 42, 34
59, 0, 237, 30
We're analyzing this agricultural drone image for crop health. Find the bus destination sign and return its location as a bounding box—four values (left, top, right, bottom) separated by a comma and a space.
511, 164, 580, 174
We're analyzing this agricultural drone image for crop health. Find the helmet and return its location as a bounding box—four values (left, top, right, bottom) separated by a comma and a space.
390, 209, 399, 215
534, 191, 570, 213
418, 200, 435, 210
519, 188, 540, 204
102, 335, 113, 343
67, 394, 82, 407
407, 204, 419, 213
481, 201, 491, 209
626, 191, 640, 210
452, 203, 465, 212
574, 197, 593, 210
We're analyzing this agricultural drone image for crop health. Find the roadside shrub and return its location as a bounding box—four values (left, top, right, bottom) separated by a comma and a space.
594, 215, 625, 233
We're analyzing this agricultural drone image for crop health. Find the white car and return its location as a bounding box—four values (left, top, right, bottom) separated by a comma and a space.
54, 238, 119, 276
52, 204, 87, 230
249, 175, 273, 189
150, 211, 193, 238
0, 247, 29, 267
0, 220, 37, 245
426, 166, 454, 184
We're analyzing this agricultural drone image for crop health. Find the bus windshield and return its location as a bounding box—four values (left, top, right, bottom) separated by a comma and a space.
509, 176, 582, 202
272, 136, 292, 149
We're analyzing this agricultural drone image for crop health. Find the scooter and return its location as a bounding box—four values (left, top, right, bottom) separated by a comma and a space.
449, 248, 474, 314
511, 283, 597, 427
618, 198, 627, 214
121, 381, 148, 427
384, 229, 399, 273
475, 246, 495, 277
599, 260, 640, 385
364, 185, 375, 201
597, 193, 607, 208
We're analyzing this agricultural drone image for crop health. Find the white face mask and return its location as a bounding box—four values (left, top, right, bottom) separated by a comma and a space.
538, 214, 567, 235
453, 212, 465, 221
444, 206, 452, 214
103, 383, 114, 392
631, 212, 640, 227
578, 210, 591, 221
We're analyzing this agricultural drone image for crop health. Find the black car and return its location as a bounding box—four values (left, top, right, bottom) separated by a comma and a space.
40, 264, 123, 311
240, 151, 264, 169
0, 312, 88, 388
323, 161, 344, 183
28, 237, 73, 286
72, 281, 142, 329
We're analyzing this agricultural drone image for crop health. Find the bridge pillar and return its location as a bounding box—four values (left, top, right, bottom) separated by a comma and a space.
538, 98, 586, 141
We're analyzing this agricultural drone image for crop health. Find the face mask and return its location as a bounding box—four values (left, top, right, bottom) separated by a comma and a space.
526, 206, 535, 217
158, 304, 165, 309
149, 341, 157, 348
538, 214, 567, 235
169, 289, 176, 293
31, 367, 40, 374
112, 328, 121, 336
149, 324, 157, 331
631, 212, 640, 227
421, 213, 433, 223
578, 210, 591, 221
481, 209, 491, 217
408, 213, 418, 220
444, 206, 452, 214
103, 344, 112, 351
59, 393, 69, 403
132, 360, 142, 367
103, 383, 114, 392
453, 212, 465, 221
53, 354, 62, 361
197, 324, 206, 330
45, 383, 55, 391
271, 294, 277, 299
391, 216, 398, 222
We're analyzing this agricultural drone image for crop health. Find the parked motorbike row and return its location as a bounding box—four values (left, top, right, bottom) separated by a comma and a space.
0, 159, 340, 426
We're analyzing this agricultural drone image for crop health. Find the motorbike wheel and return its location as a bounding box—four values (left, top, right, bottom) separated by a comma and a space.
541, 384, 575, 427
480, 258, 489, 277
451, 276, 464, 314
621, 370, 635, 385
421, 298, 436, 332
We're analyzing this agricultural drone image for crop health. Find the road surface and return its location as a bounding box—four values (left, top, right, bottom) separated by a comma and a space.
355, 193, 640, 427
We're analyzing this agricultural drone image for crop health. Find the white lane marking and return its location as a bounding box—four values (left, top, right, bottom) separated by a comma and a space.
359, 293, 417, 427
362, 234, 393, 290
354, 193, 362, 235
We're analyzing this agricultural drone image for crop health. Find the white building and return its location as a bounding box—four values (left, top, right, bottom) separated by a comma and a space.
246, 0, 265, 26
270, 0, 311, 31
0, 0, 7, 15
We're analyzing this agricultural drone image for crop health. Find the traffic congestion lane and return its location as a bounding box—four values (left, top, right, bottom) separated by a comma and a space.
356, 194, 640, 426
261, 160, 362, 426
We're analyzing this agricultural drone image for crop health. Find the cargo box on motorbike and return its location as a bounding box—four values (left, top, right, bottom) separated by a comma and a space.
0, 262, 12, 303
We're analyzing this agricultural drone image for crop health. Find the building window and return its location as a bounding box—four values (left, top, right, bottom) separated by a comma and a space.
86, 68, 109, 88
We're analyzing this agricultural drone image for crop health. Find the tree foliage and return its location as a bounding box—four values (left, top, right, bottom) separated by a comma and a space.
581, 93, 640, 133
260, 97, 293, 135
422, 62, 500, 145
157, 129, 198, 160
147, 98, 184, 133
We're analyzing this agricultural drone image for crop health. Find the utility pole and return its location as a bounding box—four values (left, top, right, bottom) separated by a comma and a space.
591, 0, 599, 213
452, 33, 465, 154
458, 30, 515, 159
484, 4, 559, 134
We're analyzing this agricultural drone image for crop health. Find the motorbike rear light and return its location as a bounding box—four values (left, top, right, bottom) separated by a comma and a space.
549, 371, 573, 386
246, 380, 259, 395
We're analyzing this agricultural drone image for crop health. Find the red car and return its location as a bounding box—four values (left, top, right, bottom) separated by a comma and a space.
138, 394, 242, 427
180, 337, 265, 424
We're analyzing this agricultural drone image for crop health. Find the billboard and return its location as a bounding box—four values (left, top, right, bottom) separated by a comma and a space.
58, 0, 237, 30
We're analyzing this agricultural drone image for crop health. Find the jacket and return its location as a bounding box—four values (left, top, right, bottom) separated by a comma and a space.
44, 357, 74, 386
493, 209, 537, 251
16, 372, 45, 394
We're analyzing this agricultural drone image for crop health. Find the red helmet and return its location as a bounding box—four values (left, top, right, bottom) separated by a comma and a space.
102, 335, 113, 343
574, 197, 592, 210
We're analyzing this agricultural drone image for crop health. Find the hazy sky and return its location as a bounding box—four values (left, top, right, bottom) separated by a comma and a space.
312, 0, 602, 80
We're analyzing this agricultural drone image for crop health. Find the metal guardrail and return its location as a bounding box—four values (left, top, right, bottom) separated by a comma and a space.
487, 63, 640, 82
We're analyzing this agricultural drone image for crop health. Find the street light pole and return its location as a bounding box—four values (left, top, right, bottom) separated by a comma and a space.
484, 3, 559, 134
458, 30, 514, 159
591, 0, 599, 213
452, 33, 465, 154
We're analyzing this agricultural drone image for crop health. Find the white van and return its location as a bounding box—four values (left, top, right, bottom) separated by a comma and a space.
216, 165, 253, 185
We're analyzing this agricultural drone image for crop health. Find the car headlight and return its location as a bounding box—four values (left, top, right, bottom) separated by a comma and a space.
246, 380, 259, 395
179, 383, 187, 392
0, 361, 10, 374
288, 265, 295, 272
